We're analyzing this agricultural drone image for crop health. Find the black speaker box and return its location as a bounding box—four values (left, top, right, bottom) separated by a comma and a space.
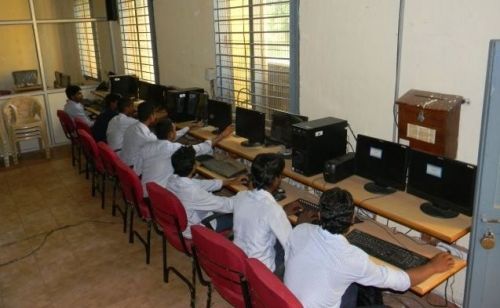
324, 152, 355, 183
106, 0, 119, 21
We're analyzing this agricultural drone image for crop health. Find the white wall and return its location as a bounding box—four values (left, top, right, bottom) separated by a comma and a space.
153, 0, 216, 90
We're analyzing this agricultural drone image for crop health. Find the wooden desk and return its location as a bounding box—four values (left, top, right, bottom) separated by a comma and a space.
183, 123, 471, 244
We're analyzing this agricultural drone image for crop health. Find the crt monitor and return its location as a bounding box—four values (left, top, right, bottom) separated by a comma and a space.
207, 99, 232, 133
139, 81, 166, 108
110, 75, 138, 99
355, 134, 409, 194
270, 111, 308, 148
235, 107, 266, 147
407, 149, 476, 218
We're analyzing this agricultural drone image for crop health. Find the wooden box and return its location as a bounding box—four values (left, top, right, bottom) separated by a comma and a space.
396, 89, 463, 159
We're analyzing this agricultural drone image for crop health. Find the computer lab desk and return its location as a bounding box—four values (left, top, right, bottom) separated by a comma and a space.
182, 123, 471, 244
194, 164, 466, 296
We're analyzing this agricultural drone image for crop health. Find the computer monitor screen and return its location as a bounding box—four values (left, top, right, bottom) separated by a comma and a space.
138, 80, 151, 100
355, 134, 409, 194
407, 149, 476, 218
270, 111, 308, 147
110, 75, 138, 99
207, 99, 232, 133
235, 107, 266, 147
186, 92, 200, 117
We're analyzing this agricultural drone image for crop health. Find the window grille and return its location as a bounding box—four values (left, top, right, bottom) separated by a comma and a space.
74, 0, 100, 79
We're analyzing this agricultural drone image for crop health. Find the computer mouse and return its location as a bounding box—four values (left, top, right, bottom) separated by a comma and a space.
276, 187, 285, 194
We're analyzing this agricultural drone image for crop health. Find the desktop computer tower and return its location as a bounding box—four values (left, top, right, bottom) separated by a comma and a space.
291, 117, 348, 176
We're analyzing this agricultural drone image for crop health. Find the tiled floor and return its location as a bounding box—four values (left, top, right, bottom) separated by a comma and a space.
0, 146, 457, 308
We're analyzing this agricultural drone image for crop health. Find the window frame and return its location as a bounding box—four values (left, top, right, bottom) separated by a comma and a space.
73, 0, 101, 80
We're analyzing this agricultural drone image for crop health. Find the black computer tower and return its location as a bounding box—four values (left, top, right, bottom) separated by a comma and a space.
291, 117, 348, 176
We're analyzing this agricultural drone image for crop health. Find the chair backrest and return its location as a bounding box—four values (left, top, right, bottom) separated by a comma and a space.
191, 225, 250, 308
74, 117, 92, 136
77, 129, 104, 173
114, 159, 150, 219
97, 141, 120, 177
3, 96, 44, 126
57, 110, 77, 141
146, 182, 190, 254
245, 258, 303, 308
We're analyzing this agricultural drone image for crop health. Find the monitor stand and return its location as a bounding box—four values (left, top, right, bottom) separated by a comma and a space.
420, 202, 459, 219
363, 182, 396, 195
241, 140, 263, 147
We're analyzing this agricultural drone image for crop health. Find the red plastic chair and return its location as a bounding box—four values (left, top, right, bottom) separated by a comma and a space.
245, 258, 303, 308
56, 110, 81, 169
97, 142, 122, 215
114, 159, 152, 264
74, 117, 92, 136
77, 129, 105, 202
191, 225, 251, 308
75, 118, 94, 178
146, 182, 196, 307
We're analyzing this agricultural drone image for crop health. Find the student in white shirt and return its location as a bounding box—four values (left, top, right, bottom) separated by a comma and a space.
232, 153, 295, 275
120, 102, 157, 166
106, 97, 137, 151
63, 85, 93, 127
134, 118, 233, 196
284, 187, 455, 308
165, 146, 247, 239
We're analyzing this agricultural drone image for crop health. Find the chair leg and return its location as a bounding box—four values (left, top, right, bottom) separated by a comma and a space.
91, 166, 96, 196
128, 208, 134, 243
206, 283, 212, 308
163, 234, 168, 283
191, 259, 197, 299
71, 142, 76, 166
146, 222, 151, 264
112, 178, 118, 216
101, 173, 106, 209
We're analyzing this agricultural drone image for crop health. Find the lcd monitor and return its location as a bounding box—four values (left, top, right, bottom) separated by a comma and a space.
235, 106, 266, 147
207, 99, 232, 134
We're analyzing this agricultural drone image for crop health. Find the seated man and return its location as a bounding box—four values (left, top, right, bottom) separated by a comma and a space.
106, 97, 137, 151
120, 102, 157, 166
284, 187, 454, 308
232, 153, 294, 275
91, 93, 120, 142
166, 146, 246, 238
63, 85, 93, 127
134, 118, 233, 196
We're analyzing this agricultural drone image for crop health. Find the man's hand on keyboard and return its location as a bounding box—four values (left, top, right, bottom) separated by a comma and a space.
213, 124, 235, 146
223, 174, 248, 187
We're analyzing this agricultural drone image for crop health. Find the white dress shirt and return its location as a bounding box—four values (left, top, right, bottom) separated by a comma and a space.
120, 121, 157, 166
232, 189, 292, 272
165, 175, 236, 239
284, 224, 411, 308
134, 139, 213, 196
64, 99, 93, 127
106, 113, 138, 151
175, 127, 189, 140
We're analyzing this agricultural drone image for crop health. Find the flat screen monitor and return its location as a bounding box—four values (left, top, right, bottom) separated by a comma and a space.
207, 99, 232, 134
355, 134, 409, 194
139, 81, 166, 108
270, 111, 308, 148
138, 80, 151, 100
407, 149, 476, 218
235, 107, 266, 147
110, 75, 138, 99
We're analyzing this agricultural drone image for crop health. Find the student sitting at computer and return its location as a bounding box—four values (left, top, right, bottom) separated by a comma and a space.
166, 146, 247, 239
91, 93, 120, 143
64, 85, 93, 127
134, 118, 233, 196
106, 97, 137, 151
284, 187, 454, 308
120, 102, 158, 166
232, 153, 296, 276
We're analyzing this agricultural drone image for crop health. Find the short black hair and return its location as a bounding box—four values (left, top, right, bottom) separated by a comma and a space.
117, 97, 133, 113
251, 153, 285, 190
171, 146, 196, 177
65, 85, 81, 99
104, 93, 121, 109
319, 188, 354, 234
137, 102, 155, 122
154, 118, 174, 140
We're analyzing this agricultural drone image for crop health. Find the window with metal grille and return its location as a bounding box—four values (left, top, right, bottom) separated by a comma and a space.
117, 0, 157, 83
213, 0, 298, 114
73, 0, 100, 80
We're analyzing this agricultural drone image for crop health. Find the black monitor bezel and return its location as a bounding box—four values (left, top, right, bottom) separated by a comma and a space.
270, 111, 308, 147
354, 134, 409, 192
235, 107, 266, 146
207, 99, 232, 132
407, 149, 476, 217
109, 75, 138, 99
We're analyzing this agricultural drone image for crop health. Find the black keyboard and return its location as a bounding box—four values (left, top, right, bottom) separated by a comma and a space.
346, 229, 429, 270
297, 198, 319, 212
201, 158, 247, 178
195, 154, 214, 162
